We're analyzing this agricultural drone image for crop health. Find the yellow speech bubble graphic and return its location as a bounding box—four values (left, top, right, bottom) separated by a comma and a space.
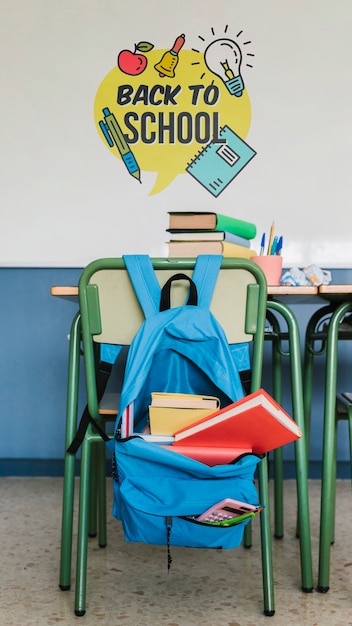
94, 46, 252, 195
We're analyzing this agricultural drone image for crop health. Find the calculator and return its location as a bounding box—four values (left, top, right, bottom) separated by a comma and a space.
197, 498, 262, 524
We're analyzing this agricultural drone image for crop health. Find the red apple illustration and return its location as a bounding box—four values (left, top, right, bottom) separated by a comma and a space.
117, 41, 154, 76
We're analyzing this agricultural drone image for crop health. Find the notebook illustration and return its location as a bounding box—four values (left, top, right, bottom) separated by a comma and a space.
186, 125, 256, 197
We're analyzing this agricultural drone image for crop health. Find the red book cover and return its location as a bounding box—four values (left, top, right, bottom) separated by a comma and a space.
172, 388, 301, 454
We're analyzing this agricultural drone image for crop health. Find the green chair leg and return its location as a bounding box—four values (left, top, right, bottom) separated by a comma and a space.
265, 310, 285, 539
88, 443, 98, 538
273, 447, 284, 539
75, 429, 94, 617
318, 301, 352, 592
257, 455, 275, 616
267, 300, 313, 592
97, 437, 107, 548
244, 309, 284, 549
330, 419, 338, 546
59, 312, 81, 591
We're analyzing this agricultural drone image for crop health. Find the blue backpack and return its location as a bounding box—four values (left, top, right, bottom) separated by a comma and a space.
112, 255, 262, 556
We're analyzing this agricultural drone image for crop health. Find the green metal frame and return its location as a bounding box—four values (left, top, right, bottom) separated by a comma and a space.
58, 256, 314, 616
301, 299, 352, 592
302, 304, 337, 446
266, 300, 313, 593
264, 310, 288, 539
59, 312, 81, 591
317, 301, 352, 592
59, 313, 111, 593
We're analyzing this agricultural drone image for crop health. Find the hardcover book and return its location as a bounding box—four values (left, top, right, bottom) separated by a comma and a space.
167, 240, 256, 259
150, 392, 220, 409
172, 388, 301, 454
168, 212, 257, 239
149, 392, 220, 436
167, 230, 251, 247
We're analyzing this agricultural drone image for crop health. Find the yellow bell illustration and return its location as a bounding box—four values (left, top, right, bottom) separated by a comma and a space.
155, 34, 185, 78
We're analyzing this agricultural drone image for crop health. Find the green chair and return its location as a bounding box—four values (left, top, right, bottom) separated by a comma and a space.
60, 259, 312, 615
59, 314, 121, 593
73, 256, 277, 616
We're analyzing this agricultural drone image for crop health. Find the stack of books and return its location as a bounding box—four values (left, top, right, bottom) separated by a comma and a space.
166, 211, 257, 258
144, 388, 302, 466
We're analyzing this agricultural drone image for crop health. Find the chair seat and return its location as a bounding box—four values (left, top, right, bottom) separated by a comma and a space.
98, 393, 119, 415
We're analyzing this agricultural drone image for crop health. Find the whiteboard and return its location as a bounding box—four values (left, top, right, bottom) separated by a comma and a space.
1, 0, 351, 268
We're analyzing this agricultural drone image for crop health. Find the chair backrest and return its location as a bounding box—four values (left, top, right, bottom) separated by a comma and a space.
78, 257, 267, 419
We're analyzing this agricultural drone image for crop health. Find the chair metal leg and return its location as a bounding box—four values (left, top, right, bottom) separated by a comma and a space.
266, 311, 285, 539
87, 437, 107, 543
348, 411, 352, 485
267, 300, 313, 592
273, 447, 284, 539
258, 455, 275, 616
74, 429, 94, 617
330, 419, 338, 546
97, 438, 107, 548
88, 443, 98, 537
318, 301, 352, 592
243, 514, 252, 548
59, 312, 81, 591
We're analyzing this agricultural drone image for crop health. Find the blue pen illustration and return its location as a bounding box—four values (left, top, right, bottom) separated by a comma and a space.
99, 108, 141, 182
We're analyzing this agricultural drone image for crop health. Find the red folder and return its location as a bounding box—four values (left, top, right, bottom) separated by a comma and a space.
163, 444, 252, 466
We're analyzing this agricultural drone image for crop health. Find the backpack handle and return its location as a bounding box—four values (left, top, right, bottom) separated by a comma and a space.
160, 273, 198, 311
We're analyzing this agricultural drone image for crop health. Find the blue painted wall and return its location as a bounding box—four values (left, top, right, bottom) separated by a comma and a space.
0, 268, 85, 473
1, 266, 352, 477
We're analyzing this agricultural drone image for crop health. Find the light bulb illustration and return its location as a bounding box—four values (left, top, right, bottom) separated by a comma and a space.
204, 38, 244, 97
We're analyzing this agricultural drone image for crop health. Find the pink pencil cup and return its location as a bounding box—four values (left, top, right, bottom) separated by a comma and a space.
252, 255, 283, 286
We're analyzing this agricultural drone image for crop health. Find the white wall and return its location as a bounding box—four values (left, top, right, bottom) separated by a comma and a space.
1, 0, 351, 267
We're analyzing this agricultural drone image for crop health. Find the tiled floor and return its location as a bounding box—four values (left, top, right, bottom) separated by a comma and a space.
0, 477, 352, 625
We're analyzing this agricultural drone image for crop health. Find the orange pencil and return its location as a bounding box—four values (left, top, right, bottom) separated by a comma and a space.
266, 221, 275, 255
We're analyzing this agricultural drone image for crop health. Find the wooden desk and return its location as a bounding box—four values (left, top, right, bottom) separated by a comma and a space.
51, 284, 319, 299
319, 284, 352, 303
51, 285, 78, 297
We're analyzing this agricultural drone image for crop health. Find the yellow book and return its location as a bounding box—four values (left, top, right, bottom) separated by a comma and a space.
167, 240, 256, 258
221, 241, 256, 258
150, 392, 220, 410
149, 405, 216, 436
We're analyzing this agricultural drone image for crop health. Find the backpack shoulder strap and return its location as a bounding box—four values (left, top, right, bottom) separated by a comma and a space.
123, 254, 222, 315
192, 254, 222, 308
123, 254, 160, 318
